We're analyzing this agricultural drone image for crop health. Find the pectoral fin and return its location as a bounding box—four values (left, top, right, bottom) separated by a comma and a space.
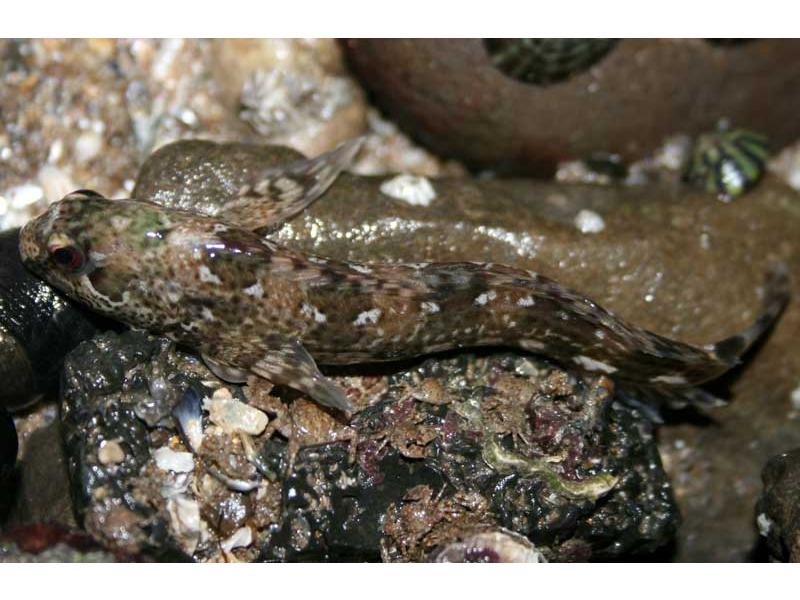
250, 337, 355, 416
217, 137, 364, 233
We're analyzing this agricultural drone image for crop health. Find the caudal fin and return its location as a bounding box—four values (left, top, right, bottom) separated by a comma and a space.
706, 262, 790, 366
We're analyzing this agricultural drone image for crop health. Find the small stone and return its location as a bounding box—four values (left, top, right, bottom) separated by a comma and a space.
74, 131, 103, 162
153, 446, 194, 473
97, 440, 125, 465
6, 183, 43, 209
574, 209, 605, 234
380, 174, 436, 206
205, 395, 268, 435
38, 165, 76, 202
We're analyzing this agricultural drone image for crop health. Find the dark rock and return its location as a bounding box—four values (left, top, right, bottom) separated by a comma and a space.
60, 330, 678, 562
757, 448, 800, 561
343, 39, 800, 176
5, 415, 73, 529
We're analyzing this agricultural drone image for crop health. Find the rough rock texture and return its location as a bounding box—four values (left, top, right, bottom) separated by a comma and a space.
343, 39, 800, 176
59, 330, 677, 562
0, 39, 455, 232
756, 449, 800, 561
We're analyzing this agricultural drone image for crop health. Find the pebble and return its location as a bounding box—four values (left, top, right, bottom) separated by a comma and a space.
97, 440, 125, 465
153, 446, 195, 473
205, 393, 268, 436
380, 174, 437, 206
74, 131, 103, 162
574, 209, 606, 234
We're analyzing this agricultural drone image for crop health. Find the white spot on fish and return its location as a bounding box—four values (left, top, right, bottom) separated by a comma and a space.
574, 209, 605, 234
421, 301, 440, 314
353, 308, 382, 326
201, 307, 215, 321
651, 374, 688, 385
573, 355, 618, 374
89, 250, 107, 266
380, 174, 437, 206
517, 295, 535, 307
198, 265, 221, 285
110, 216, 131, 231
520, 340, 546, 351
474, 290, 497, 306
301, 303, 327, 323
757, 512, 773, 537
351, 263, 373, 275
165, 283, 183, 304
243, 282, 264, 298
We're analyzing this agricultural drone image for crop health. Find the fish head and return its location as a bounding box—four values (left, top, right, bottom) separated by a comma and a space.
19, 191, 177, 321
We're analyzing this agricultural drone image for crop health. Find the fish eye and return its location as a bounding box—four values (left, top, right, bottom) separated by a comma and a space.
49, 244, 87, 272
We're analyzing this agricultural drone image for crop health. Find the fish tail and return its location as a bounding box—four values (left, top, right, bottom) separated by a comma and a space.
705, 262, 790, 366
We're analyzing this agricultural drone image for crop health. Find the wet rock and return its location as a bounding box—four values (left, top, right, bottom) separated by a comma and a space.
60, 330, 677, 562
5, 414, 74, 529
756, 449, 800, 561
343, 39, 800, 176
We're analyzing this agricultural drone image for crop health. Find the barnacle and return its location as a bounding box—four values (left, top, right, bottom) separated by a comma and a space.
484, 38, 618, 85
685, 128, 770, 201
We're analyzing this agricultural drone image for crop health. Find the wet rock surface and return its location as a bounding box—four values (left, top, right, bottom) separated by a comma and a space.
756, 449, 800, 561
59, 330, 676, 562
4, 413, 74, 529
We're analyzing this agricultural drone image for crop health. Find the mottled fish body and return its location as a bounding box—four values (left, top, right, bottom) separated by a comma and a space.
19, 140, 790, 416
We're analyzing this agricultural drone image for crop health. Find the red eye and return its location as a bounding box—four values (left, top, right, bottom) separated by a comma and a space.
50, 245, 86, 271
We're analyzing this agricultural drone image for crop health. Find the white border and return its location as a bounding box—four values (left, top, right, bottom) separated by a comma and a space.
2, 0, 800, 37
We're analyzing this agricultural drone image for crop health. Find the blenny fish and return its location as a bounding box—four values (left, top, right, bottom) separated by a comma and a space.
19, 140, 790, 417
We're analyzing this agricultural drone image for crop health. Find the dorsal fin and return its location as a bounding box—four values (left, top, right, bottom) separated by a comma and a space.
216, 137, 364, 233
